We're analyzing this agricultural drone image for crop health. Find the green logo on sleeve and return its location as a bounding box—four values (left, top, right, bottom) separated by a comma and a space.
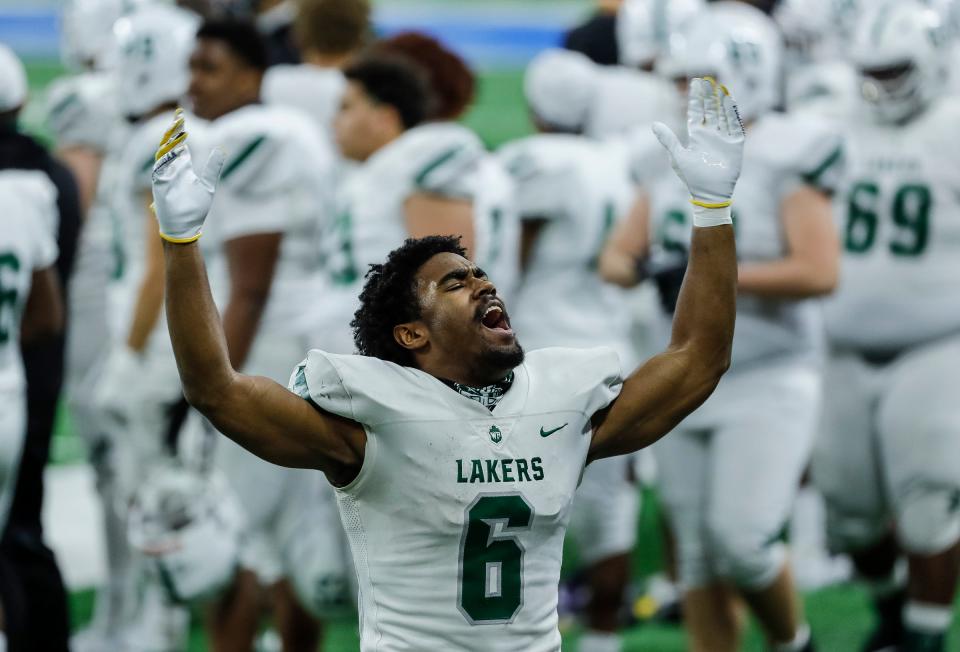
539, 423, 568, 438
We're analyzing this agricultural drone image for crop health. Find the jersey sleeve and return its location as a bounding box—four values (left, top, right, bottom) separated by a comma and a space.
210, 112, 307, 239
755, 114, 845, 195
21, 174, 60, 269
526, 347, 624, 418
44, 75, 116, 152
399, 124, 486, 198
288, 350, 428, 426
497, 140, 569, 221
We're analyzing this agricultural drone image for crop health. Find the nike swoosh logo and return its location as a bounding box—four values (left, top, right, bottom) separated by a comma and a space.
540, 423, 568, 438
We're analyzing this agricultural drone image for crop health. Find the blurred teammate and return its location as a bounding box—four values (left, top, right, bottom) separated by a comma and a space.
773, 0, 860, 118
812, 3, 960, 650
262, 0, 371, 134
186, 19, 339, 651
325, 53, 515, 353
369, 32, 520, 303
44, 1, 139, 647
90, 5, 202, 650
497, 103, 637, 652
149, 74, 742, 651
616, 0, 702, 73
0, 46, 68, 652
601, 5, 841, 651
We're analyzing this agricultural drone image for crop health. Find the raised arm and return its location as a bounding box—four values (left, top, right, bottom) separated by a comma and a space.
590, 78, 741, 461
151, 111, 364, 484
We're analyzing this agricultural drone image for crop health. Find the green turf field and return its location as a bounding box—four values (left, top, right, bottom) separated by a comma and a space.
25, 61, 960, 650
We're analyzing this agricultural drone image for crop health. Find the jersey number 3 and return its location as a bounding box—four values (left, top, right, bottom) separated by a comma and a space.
458, 493, 533, 624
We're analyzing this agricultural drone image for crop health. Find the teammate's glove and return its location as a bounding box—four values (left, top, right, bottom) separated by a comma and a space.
151, 109, 226, 243
651, 77, 745, 227
93, 345, 145, 423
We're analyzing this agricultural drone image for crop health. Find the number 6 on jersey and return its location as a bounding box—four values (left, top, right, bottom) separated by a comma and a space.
458, 494, 534, 624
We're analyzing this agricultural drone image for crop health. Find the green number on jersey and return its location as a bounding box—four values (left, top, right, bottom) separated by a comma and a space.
0, 253, 21, 345
330, 210, 359, 286
845, 182, 880, 253
458, 493, 534, 624
844, 181, 930, 257
890, 184, 930, 257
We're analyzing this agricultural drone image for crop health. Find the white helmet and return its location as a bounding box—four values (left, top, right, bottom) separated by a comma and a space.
850, 0, 948, 124
113, 4, 199, 119
127, 465, 243, 606
61, 0, 125, 70
524, 48, 599, 131
774, 0, 859, 65
616, 0, 704, 69
657, 1, 783, 121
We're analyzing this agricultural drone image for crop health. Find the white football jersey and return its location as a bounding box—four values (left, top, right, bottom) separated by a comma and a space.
0, 171, 59, 395
498, 134, 635, 361
262, 64, 345, 138
825, 96, 960, 352
586, 67, 680, 139
202, 103, 336, 338
322, 122, 513, 345
289, 347, 623, 651
646, 112, 841, 369
46, 71, 128, 264
108, 110, 209, 355
45, 71, 119, 153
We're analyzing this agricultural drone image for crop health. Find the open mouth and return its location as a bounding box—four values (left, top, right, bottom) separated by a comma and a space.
480, 303, 513, 333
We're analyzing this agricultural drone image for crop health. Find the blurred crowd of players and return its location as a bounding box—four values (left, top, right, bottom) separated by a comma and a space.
0, 0, 959, 650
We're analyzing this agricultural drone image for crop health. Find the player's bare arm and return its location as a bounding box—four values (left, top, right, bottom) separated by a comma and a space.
589, 78, 742, 461
125, 195, 165, 352
20, 266, 64, 345
152, 111, 365, 485
737, 184, 839, 298
222, 231, 281, 368
597, 190, 652, 288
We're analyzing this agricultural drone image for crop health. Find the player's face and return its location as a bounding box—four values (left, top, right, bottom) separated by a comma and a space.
413, 253, 524, 375
188, 38, 261, 121
334, 82, 392, 162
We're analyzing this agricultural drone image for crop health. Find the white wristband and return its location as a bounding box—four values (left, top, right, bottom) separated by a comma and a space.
692, 204, 733, 228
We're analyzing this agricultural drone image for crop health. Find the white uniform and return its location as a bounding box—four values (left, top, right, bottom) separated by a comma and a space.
585, 67, 680, 139
0, 171, 59, 529
262, 63, 345, 137
202, 103, 341, 584
648, 113, 841, 589
101, 111, 202, 477
289, 346, 623, 651
498, 134, 639, 566
323, 122, 518, 352
45, 72, 123, 446
814, 96, 960, 556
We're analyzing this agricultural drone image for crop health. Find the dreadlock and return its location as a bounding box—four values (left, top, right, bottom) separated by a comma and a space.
351, 235, 466, 366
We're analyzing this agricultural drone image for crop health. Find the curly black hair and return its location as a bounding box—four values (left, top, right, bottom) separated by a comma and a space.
351, 235, 466, 366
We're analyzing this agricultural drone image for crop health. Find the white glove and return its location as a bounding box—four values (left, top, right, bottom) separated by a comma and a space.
151, 109, 226, 243
651, 77, 745, 227
93, 345, 146, 421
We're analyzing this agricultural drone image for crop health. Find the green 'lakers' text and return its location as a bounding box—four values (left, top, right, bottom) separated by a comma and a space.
456, 457, 545, 484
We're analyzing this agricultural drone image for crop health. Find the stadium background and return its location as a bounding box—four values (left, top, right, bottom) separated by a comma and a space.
2, 0, 958, 649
